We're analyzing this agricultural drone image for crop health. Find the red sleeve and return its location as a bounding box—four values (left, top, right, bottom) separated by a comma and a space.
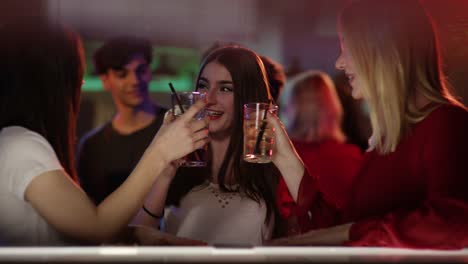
276, 168, 343, 233
347, 106, 468, 249
276, 175, 297, 219
347, 197, 468, 249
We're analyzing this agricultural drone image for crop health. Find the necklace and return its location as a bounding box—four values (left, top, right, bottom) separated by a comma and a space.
207, 182, 240, 208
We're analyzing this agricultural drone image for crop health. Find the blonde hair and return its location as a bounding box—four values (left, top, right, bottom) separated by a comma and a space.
284, 70, 346, 143
339, 0, 465, 154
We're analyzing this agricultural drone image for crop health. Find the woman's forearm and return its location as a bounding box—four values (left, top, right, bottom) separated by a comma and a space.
131, 170, 174, 227
94, 149, 169, 241
274, 152, 304, 202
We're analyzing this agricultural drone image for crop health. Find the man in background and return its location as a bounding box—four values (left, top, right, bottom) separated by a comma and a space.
77, 37, 167, 204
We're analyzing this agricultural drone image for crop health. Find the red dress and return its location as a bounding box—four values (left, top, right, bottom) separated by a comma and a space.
277, 139, 362, 231
287, 104, 468, 249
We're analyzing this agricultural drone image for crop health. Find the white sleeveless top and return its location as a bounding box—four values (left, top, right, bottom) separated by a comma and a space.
163, 182, 273, 246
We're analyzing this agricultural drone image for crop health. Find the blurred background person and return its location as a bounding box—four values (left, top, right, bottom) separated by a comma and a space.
277, 70, 362, 233
77, 37, 167, 205
283, 71, 347, 143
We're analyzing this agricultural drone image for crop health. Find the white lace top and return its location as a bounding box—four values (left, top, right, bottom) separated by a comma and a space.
163, 181, 273, 246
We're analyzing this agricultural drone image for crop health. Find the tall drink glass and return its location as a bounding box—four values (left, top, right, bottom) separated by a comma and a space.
171, 91, 207, 167
243, 103, 278, 163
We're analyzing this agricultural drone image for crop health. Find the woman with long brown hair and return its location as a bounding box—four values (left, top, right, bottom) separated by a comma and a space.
133, 46, 306, 245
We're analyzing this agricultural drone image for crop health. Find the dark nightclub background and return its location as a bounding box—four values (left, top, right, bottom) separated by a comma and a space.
1, 0, 467, 138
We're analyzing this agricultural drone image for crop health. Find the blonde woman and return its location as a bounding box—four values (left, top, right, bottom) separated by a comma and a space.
269, 0, 468, 248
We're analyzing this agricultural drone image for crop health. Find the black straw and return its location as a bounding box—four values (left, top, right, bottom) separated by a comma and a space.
169, 82, 185, 114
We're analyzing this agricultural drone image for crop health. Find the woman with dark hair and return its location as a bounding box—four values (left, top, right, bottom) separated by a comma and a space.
268, 0, 468, 248
0, 21, 208, 245
133, 46, 306, 245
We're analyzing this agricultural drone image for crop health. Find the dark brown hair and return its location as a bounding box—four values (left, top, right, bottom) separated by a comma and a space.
0, 20, 84, 181
196, 46, 279, 224
93, 36, 152, 75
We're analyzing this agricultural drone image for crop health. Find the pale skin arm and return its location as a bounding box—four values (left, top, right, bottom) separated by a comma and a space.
131, 110, 186, 228
130, 165, 177, 228
25, 101, 209, 244
267, 112, 304, 202
129, 165, 210, 246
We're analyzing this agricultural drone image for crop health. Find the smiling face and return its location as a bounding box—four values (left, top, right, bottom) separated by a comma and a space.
197, 61, 235, 139
335, 37, 363, 99
100, 54, 152, 109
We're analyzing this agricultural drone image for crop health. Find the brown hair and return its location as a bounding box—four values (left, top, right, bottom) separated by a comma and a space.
196, 46, 279, 224
0, 20, 85, 180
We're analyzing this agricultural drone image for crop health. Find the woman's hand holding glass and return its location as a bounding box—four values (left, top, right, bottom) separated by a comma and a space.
265, 112, 300, 164
148, 100, 209, 169
265, 111, 305, 202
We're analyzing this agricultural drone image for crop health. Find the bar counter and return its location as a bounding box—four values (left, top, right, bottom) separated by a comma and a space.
0, 246, 467, 263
